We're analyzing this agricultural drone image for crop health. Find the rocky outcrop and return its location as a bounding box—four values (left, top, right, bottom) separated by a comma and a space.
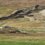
0, 5, 45, 20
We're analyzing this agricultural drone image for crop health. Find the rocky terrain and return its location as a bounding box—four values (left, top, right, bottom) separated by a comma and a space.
0, 0, 45, 17
0, 5, 45, 22
0, 5, 45, 35
0, 0, 45, 35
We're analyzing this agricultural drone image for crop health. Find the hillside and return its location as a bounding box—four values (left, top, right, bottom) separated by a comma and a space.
0, 0, 45, 7
0, 0, 45, 32
0, 0, 45, 16
0, 0, 45, 44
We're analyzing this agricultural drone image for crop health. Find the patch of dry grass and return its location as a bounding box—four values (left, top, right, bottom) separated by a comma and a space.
0, 34, 45, 41
3, 19, 42, 29
0, 6, 16, 17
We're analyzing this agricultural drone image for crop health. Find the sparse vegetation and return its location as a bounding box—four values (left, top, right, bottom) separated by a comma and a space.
0, 0, 45, 45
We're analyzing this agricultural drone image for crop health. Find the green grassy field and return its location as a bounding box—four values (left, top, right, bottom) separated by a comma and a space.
0, 40, 45, 45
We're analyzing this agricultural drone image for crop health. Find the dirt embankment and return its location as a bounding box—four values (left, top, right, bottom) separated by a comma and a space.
0, 0, 45, 8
